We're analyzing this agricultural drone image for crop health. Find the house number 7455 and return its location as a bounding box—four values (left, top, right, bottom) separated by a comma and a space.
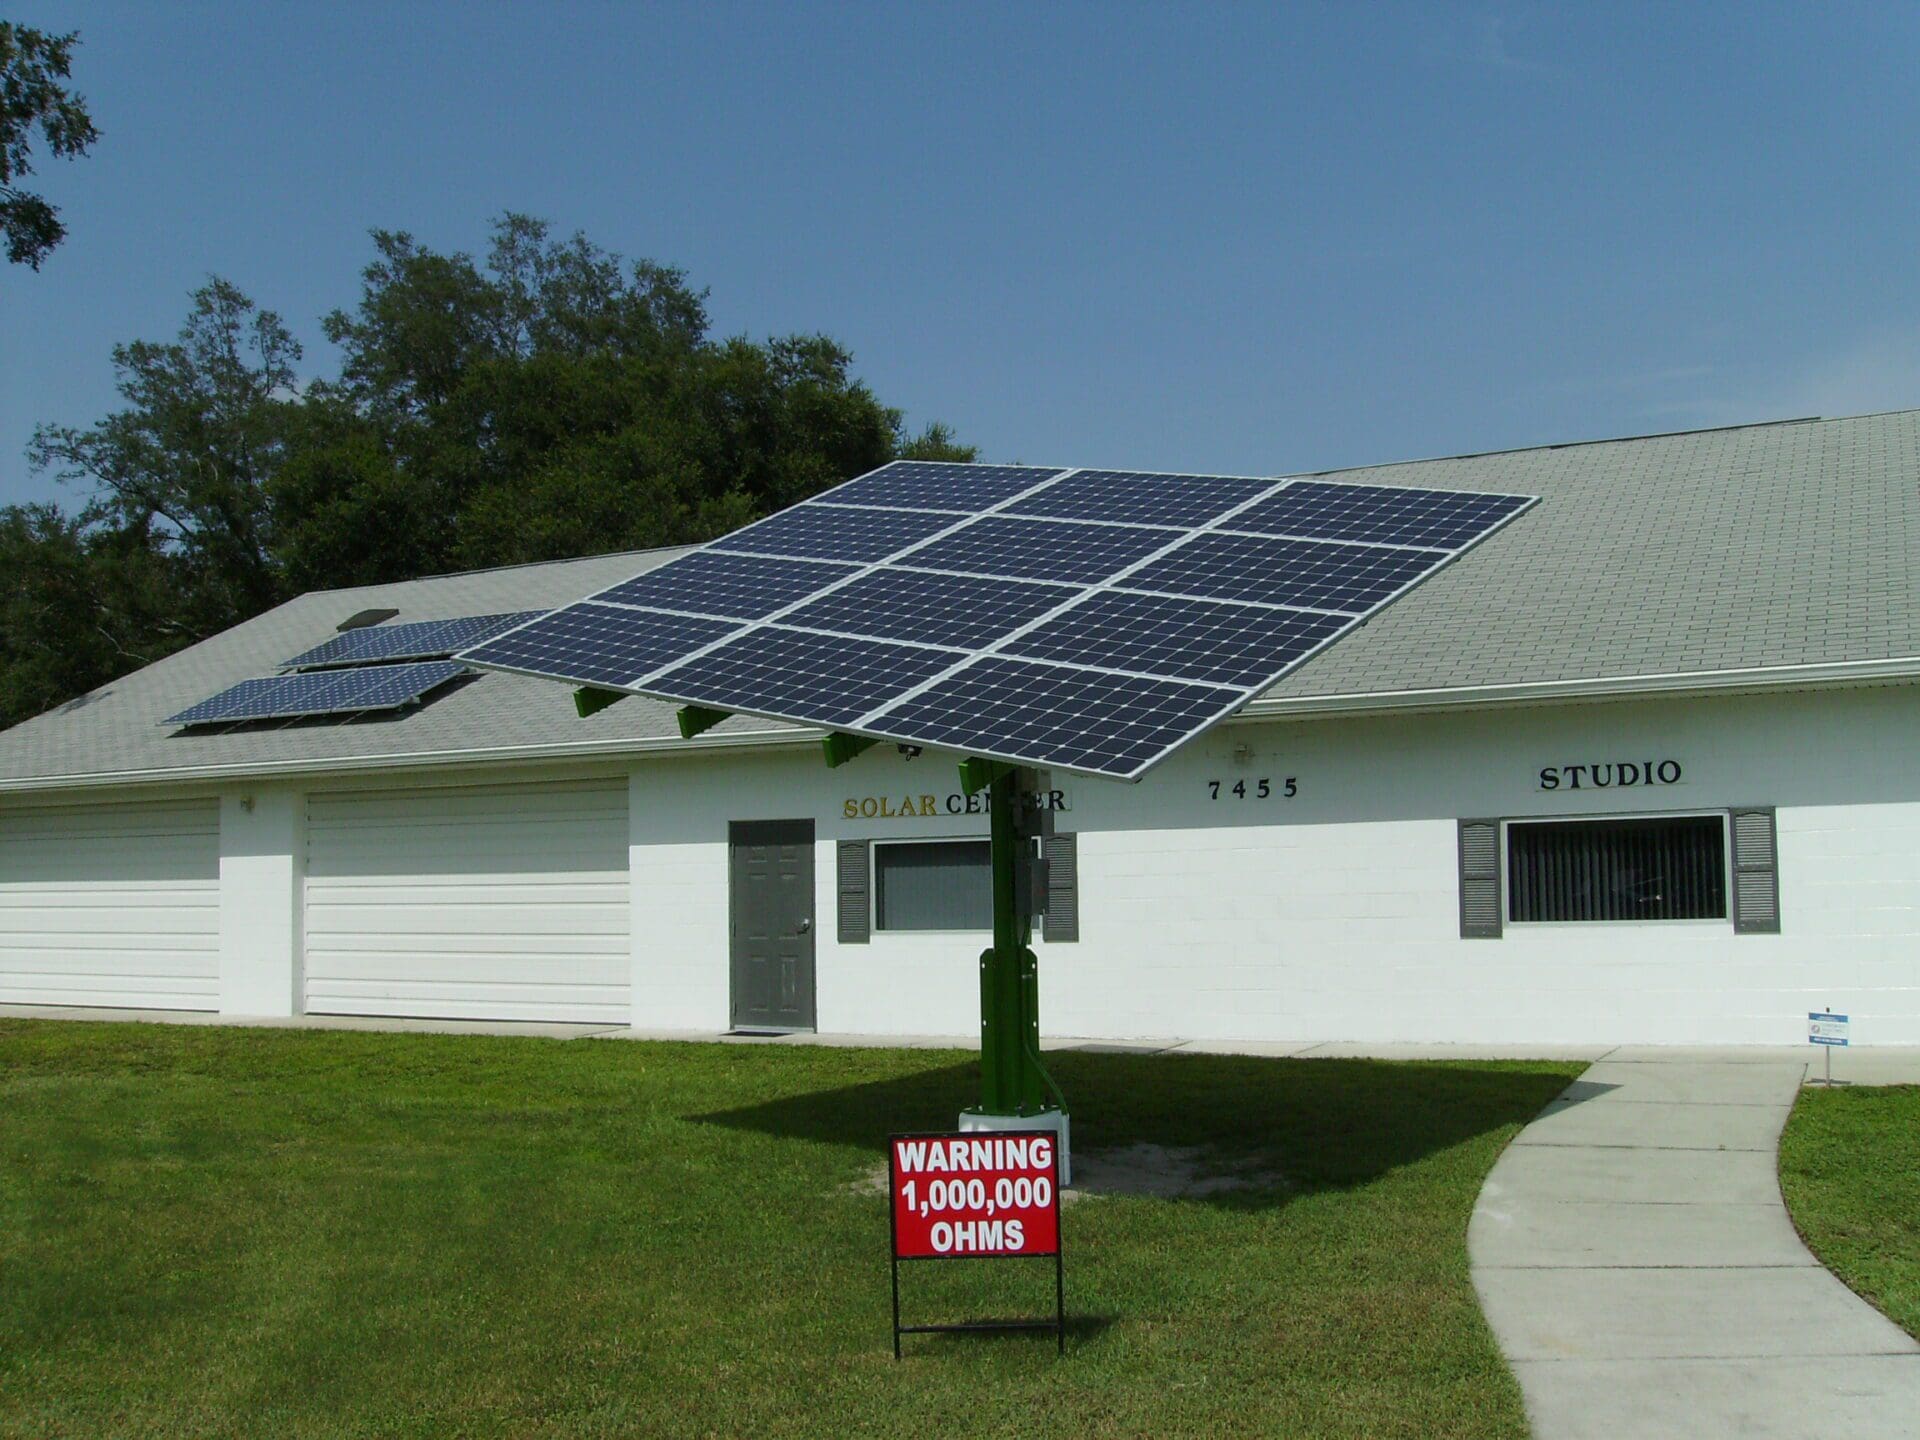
1208, 777, 1297, 800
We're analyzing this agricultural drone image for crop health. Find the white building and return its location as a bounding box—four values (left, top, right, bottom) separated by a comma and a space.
2, 412, 1916, 1045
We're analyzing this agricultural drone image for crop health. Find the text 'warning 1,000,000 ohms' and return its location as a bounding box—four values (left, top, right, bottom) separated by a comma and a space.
889, 1132, 1061, 1259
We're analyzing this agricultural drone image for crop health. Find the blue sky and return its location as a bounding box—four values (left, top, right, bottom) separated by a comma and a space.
6, 3, 1920, 509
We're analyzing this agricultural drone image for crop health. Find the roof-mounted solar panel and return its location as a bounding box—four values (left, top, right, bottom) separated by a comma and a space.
165, 661, 468, 727
283, 612, 542, 670
458, 460, 1537, 779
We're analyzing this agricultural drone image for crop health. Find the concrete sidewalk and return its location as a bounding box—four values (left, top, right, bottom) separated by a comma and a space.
1471, 1049, 1920, 1439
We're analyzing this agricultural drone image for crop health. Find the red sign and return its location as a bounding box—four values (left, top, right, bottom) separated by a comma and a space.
889, 1131, 1061, 1259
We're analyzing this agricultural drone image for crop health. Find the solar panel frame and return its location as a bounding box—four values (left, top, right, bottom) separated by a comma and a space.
456, 460, 1539, 780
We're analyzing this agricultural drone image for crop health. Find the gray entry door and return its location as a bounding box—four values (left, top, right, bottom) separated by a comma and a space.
728, 820, 816, 1031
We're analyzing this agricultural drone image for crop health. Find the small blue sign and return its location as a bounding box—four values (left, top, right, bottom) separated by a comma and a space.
1809, 1012, 1850, 1047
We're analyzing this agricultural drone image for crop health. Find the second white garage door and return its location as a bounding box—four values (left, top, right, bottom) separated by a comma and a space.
304, 779, 630, 1023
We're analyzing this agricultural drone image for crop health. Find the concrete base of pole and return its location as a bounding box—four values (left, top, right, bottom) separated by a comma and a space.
960, 1106, 1071, 1186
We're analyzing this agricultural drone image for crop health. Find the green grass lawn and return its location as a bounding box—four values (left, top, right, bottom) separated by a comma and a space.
1779, 1083, 1920, 1341
0, 1020, 1576, 1439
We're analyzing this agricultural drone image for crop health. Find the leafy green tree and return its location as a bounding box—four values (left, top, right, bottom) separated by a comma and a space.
1, 22, 99, 269
6, 214, 976, 729
314, 213, 971, 571
0, 504, 183, 723
28, 279, 303, 633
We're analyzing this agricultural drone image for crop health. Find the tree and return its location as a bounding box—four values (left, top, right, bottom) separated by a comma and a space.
1, 22, 99, 269
6, 215, 977, 729
314, 213, 972, 571
28, 279, 303, 634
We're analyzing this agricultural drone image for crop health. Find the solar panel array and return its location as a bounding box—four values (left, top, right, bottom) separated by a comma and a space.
284, 612, 542, 670
164, 661, 468, 727
460, 461, 1536, 779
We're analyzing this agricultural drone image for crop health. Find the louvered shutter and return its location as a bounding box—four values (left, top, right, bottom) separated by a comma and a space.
1459, 819, 1503, 938
1042, 833, 1079, 943
1729, 808, 1780, 934
836, 840, 871, 944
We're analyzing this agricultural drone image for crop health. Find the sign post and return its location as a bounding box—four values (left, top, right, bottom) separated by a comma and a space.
888, 1130, 1065, 1357
1808, 1010, 1850, 1086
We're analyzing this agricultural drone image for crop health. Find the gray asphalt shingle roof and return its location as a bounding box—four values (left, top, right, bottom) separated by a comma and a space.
3, 409, 1917, 789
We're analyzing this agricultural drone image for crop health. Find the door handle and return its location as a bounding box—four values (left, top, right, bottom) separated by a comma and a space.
797, 918, 812, 934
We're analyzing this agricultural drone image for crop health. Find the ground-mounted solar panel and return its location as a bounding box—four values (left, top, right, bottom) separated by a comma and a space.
284, 612, 542, 670
456, 460, 1537, 779
1125, 533, 1441, 613
781, 568, 1075, 649
460, 603, 739, 689
1227, 480, 1534, 550
866, 657, 1246, 778
166, 661, 468, 727
1001, 590, 1349, 688
647, 627, 967, 728
820, 461, 1067, 511
596, 552, 858, 620
710, 503, 956, 562
898, 516, 1182, 585
1004, 469, 1274, 528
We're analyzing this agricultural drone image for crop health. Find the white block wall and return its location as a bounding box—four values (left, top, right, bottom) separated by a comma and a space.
631, 684, 1920, 1045
2, 683, 1914, 1044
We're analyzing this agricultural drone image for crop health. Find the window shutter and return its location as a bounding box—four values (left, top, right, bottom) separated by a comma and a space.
836, 840, 871, 944
1459, 819, 1502, 938
1042, 833, 1079, 943
1729, 808, 1780, 934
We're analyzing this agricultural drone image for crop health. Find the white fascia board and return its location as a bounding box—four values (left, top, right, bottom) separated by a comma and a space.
0, 726, 819, 797
1235, 655, 1920, 721
4, 655, 1919, 798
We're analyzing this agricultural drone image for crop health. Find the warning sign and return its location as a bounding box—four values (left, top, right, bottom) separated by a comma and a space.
889, 1132, 1060, 1260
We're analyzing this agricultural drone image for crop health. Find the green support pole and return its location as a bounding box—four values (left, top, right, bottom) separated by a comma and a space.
974, 764, 1049, 1117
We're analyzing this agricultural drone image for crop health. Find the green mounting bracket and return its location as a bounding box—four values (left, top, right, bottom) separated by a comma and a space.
958, 756, 1016, 798
573, 687, 626, 719
676, 705, 731, 740
822, 732, 879, 768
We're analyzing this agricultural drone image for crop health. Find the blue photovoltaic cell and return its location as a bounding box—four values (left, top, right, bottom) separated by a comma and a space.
1229, 481, 1533, 549
898, 516, 1181, 584
1126, 533, 1441, 613
1005, 470, 1275, 528
781, 567, 1074, 649
710, 503, 955, 562
596, 551, 857, 619
460, 603, 738, 688
649, 627, 965, 728
1004, 590, 1349, 688
284, 612, 541, 670
167, 661, 467, 726
871, 656, 1243, 778
820, 461, 1066, 511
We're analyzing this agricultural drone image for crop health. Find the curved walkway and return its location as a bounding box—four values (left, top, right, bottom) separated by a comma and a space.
1470, 1048, 1920, 1438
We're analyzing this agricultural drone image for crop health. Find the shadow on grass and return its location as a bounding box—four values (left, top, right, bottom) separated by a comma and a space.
691, 1051, 1574, 1209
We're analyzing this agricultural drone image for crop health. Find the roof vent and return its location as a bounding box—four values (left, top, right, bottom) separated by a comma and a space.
337, 607, 399, 632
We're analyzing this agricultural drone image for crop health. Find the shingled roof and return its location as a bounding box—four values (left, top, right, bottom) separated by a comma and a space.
4, 408, 1917, 792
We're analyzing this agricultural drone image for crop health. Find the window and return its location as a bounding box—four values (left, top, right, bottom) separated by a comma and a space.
874, 839, 993, 931
1507, 815, 1727, 923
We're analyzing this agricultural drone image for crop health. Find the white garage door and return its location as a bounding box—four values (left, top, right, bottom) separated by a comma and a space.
304, 779, 630, 1023
0, 800, 220, 1010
